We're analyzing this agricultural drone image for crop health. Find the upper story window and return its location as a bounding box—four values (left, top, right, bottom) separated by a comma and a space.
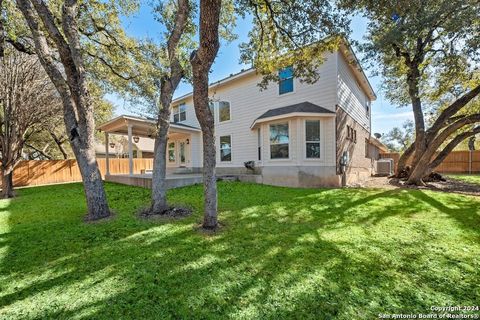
366, 101, 371, 118
208, 101, 231, 122
270, 122, 289, 159
305, 120, 320, 158
173, 103, 186, 123
218, 101, 231, 122
279, 66, 294, 95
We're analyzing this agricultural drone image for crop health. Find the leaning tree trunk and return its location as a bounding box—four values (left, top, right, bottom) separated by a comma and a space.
17, 0, 111, 220
190, 0, 221, 229
1, 169, 14, 198
395, 142, 415, 176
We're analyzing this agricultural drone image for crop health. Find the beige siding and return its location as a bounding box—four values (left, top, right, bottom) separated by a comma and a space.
174, 52, 338, 168
337, 51, 371, 131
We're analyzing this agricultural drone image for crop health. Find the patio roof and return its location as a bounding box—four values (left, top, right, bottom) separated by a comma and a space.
97, 115, 201, 138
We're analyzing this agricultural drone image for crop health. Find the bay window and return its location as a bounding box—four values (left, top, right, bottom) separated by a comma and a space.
305, 120, 320, 158
270, 122, 289, 159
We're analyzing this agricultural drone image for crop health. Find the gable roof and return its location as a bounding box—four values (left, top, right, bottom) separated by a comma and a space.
172, 38, 376, 104
257, 102, 334, 120
250, 102, 335, 128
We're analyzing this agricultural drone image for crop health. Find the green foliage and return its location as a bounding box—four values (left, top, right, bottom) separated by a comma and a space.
237, 0, 349, 89
341, 0, 480, 107
381, 120, 414, 152
0, 182, 479, 318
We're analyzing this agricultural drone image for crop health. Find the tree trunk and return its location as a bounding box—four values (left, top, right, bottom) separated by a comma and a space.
71, 144, 110, 220
151, 121, 170, 214
193, 69, 218, 228
406, 66, 427, 183
150, 0, 189, 214
201, 125, 218, 228
1, 170, 14, 199
395, 142, 415, 176
423, 127, 480, 178
190, 0, 221, 229
17, 0, 111, 220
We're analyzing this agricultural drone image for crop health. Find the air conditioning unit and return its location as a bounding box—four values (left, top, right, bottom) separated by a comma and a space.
376, 158, 394, 176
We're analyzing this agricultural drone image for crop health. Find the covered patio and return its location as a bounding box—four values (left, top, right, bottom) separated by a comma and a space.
97, 115, 203, 188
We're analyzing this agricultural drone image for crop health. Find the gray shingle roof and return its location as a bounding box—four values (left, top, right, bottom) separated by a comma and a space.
256, 102, 334, 120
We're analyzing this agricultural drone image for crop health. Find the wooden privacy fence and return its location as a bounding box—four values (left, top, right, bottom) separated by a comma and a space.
380, 150, 480, 173
10, 159, 154, 187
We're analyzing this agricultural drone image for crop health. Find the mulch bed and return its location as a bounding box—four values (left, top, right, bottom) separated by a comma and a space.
138, 206, 192, 220
389, 177, 480, 197
361, 176, 480, 197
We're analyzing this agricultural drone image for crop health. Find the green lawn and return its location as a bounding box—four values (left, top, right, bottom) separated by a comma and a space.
0, 182, 479, 319
447, 174, 480, 185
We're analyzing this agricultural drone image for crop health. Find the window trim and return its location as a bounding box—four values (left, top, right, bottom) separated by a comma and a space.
304, 119, 322, 160
173, 103, 187, 123
278, 66, 295, 96
209, 100, 232, 123
268, 120, 291, 161
218, 100, 232, 123
219, 134, 233, 163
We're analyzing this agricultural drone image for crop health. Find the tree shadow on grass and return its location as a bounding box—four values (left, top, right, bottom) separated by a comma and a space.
0, 182, 479, 319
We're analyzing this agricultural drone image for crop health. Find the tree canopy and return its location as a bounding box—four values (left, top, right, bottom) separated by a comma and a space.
342, 0, 480, 184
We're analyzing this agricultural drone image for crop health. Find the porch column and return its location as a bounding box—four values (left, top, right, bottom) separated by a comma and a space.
105, 132, 110, 176
127, 124, 133, 175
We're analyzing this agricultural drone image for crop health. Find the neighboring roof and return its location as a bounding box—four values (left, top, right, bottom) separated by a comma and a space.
97, 114, 201, 138
369, 137, 389, 153
250, 102, 335, 128
172, 38, 376, 104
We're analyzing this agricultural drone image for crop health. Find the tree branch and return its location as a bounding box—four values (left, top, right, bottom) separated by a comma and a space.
85, 50, 135, 80
427, 126, 480, 173
25, 142, 52, 159
428, 83, 480, 138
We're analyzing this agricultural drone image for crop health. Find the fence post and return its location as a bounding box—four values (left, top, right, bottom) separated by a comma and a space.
469, 150, 472, 174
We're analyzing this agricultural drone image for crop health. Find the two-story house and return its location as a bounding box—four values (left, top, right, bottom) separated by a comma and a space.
99, 42, 385, 187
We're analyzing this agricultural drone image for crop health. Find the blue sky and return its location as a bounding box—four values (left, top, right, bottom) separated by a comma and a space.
108, 4, 414, 134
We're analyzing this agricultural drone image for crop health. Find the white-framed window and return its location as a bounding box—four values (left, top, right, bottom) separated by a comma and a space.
269, 122, 289, 159
209, 101, 231, 122
305, 120, 320, 159
220, 135, 232, 162
218, 101, 231, 122
366, 100, 371, 118
168, 142, 175, 163
173, 103, 186, 123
